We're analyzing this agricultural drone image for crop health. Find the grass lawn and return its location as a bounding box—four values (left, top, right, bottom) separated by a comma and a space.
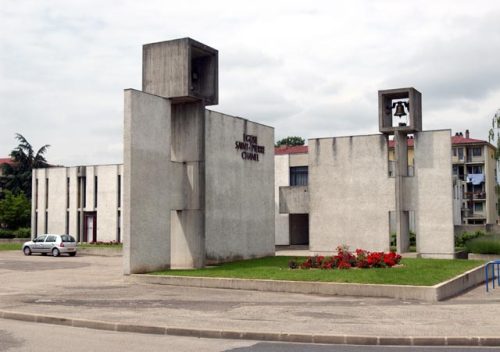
0, 243, 22, 251
78, 243, 123, 249
153, 256, 485, 286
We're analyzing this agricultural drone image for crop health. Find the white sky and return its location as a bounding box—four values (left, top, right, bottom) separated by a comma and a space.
1, 0, 500, 165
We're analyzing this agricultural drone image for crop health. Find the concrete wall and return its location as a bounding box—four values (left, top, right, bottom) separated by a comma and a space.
412, 130, 455, 258
204, 110, 275, 263
279, 186, 309, 214
308, 135, 394, 253
123, 89, 172, 274
274, 154, 290, 245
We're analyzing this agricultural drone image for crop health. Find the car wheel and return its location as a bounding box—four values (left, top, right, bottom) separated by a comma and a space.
69, 252, 76, 257
52, 248, 60, 257
23, 247, 31, 256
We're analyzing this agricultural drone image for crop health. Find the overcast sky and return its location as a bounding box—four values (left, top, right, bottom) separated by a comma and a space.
1, 0, 500, 166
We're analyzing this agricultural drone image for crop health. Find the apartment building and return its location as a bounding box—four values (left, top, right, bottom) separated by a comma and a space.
31, 164, 123, 242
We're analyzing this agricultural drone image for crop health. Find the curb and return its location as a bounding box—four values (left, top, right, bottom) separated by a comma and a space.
1, 310, 499, 346
126, 264, 486, 302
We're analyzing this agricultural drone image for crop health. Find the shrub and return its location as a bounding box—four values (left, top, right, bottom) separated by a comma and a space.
390, 231, 416, 247
455, 230, 485, 248
291, 246, 402, 270
465, 234, 500, 254
0, 229, 15, 239
13, 227, 31, 238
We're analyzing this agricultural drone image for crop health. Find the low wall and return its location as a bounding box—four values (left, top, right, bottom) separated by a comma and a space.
127, 264, 486, 302
455, 224, 500, 236
0, 238, 27, 243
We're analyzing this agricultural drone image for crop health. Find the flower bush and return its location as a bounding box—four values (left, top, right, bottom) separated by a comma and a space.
289, 245, 401, 270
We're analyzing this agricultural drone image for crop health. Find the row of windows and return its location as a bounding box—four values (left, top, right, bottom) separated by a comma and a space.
452, 147, 482, 159
35, 175, 122, 210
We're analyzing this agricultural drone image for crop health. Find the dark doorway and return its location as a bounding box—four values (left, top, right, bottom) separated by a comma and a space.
83, 212, 97, 243
289, 214, 309, 245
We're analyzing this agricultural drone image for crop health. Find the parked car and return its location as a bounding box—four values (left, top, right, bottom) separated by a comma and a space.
22, 234, 77, 257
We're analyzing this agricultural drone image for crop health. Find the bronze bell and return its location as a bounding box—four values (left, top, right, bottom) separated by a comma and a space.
393, 101, 409, 118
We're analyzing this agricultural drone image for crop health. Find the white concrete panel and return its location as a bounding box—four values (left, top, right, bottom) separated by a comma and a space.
46, 168, 67, 234
275, 154, 290, 245
309, 135, 394, 253
414, 130, 455, 258
204, 110, 275, 262
123, 89, 172, 274
95, 165, 119, 242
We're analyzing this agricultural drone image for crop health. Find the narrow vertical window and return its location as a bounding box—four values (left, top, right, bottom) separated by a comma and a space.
82, 177, 87, 208
94, 176, 98, 208
35, 179, 39, 210
44, 212, 48, 233
117, 210, 121, 243
66, 177, 70, 209
117, 175, 121, 208
34, 214, 38, 236
65, 211, 69, 234
45, 178, 49, 209
77, 213, 81, 242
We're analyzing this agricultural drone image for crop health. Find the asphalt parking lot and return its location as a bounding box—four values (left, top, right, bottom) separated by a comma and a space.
1, 250, 500, 341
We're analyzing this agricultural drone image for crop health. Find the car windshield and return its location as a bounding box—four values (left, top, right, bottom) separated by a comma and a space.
61, 235, 76, 243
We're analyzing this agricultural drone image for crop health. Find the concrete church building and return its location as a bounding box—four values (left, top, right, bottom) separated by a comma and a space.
277, 88, 456, 259
123, 38, 275, 273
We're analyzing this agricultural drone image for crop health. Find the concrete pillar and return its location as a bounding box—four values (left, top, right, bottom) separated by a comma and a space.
394, 131, 410, 253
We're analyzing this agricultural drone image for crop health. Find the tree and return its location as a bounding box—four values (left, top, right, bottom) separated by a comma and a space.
0, 190, 31, 229
488, 109, 500, 215
0, 134, 50, 198
275, 136, 305, 147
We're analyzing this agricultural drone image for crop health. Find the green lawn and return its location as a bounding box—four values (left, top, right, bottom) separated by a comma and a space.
153, 256, 485, 286
78, 243, 123, 249
0, 243, 22, 251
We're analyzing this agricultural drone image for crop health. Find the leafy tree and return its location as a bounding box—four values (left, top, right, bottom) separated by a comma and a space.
275, 136, 305, 147
0, 134, 50, 198
0, 191, 31, 229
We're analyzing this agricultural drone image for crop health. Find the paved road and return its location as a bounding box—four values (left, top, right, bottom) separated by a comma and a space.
0, 251, 500, 341
2, 319, 500, 352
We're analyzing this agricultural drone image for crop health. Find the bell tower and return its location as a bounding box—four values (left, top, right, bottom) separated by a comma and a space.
379, 87, 422, 254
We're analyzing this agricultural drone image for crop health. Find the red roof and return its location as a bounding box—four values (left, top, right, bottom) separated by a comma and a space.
274, 145, 308, 155
387, 136, 488, 148
0, 157, 14, 165
450, 135, 486, 145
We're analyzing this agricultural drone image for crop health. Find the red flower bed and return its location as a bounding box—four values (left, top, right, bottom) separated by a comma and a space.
290, 245, 401, 270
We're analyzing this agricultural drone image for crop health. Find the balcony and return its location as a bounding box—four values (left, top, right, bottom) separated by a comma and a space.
464, 192, 486, 200
279, 186, 309, 214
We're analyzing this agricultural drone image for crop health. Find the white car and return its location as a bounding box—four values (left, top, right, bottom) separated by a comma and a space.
22, 234, 77, 257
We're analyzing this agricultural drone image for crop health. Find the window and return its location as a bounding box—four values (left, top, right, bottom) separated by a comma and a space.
290, 166, 308, 186
117, 175, 121, 208
35, 179, 39, 210
117, 210, 121, 243
474, 202, 484, 213
78, 177, 87, 208
45, 178, 49, 209
66, 177, 70, 209
35, 235, 47, 243
457, 148, 464, 160
61, 235, 76, 242
452, 148, 457, 157
44, 212, 48, 233
45, 235, 56, 242
94, 176, 98, 208
472, 147, 482, 157
65, 211, 69, 234
467, 165, 483, 174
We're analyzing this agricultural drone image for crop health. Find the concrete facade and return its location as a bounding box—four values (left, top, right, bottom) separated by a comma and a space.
124, 38, 274, 274
31, 164, 123, 242
276, 88, 456, 258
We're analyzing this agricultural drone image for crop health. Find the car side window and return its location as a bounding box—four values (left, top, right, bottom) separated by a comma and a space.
45, 236, 57, 243
35, 236, 47, 243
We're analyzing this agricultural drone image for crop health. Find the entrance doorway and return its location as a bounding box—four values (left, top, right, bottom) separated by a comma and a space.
289, 214, 309, 245
83, 212, 97, 243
